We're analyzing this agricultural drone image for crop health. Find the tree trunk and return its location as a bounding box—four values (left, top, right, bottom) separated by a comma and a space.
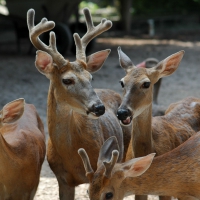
119, 0, 132, 34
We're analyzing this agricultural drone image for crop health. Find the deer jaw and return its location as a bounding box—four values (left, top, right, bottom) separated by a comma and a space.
117, 48, 184, 126
56, 62, 104, 118
118, 68, 155, 126
35, 51, 106, 119
28, 7, 112, 119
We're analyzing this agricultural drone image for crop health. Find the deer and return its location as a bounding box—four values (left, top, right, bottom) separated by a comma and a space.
116, 48, 200, 200
79, 134, 200, 200
27, 8, 131, 199
0, 98, 46, 200
136, 58, 165, 116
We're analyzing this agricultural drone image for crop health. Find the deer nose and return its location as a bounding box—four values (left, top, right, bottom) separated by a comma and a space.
117, 108, 131, 120
93, 104, 105, 116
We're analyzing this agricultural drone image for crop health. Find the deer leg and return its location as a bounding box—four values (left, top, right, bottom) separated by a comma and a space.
29, 186, 37, 200
135, 195, 147, 200
159, 196, 171, 200
47, 141, 75, 200
57, 176, 75, 200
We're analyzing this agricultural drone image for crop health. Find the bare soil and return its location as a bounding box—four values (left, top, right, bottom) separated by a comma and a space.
0, 36, 200, 199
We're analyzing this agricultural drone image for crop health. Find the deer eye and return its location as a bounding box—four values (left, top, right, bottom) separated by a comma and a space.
119, 80, 124, 88
62, 79, 73, 85
142, 82, 150, 88
105, 192, 113, 199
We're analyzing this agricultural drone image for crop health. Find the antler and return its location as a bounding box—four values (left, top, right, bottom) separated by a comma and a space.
78, 148, 94, 181
27, 9, 68, 68
103, 150, 119, 178
74, 7, 112, 62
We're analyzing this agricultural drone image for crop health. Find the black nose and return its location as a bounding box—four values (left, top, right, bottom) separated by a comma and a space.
93, 104, 105, 116
117, 108, 131, 120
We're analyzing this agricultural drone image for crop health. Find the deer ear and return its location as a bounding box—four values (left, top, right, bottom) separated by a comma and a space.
86, 49, 111, 73
138, 58, 159, 69
35, 50, 54, 75
153, 50, 184, 79
2, 98, 25, 124
117, 46, 135, 72
123, 153, 155, 178
97, 136, 120, 167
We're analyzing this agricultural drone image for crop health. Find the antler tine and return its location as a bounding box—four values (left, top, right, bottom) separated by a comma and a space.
78, 148, 94, 181
103, 150, 119, 178
27, 9, 68, 68
74, 7, 112, 62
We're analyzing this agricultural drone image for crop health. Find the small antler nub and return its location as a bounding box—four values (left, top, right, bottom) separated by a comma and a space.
78, 148, 94, 181
103, 150, 119, 178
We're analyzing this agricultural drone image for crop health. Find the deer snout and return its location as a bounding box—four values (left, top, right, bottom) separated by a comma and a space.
117, 108, 132, 126
92, 103, 105, 116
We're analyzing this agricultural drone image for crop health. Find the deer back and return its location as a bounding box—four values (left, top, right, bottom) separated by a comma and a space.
152, 96, 200, 155
80, 133, 200, 200
0, 99, 46, 199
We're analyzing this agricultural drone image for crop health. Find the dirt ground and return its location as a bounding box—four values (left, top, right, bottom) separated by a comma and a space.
0, 35, 200, 199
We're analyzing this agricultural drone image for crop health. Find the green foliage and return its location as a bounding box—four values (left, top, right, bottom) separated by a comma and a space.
132, 0, 200, 16
79, 1, 99, 13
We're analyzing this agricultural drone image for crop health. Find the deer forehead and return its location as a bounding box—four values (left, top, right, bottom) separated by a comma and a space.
124, 73, 150, 86
61, 68, 92, 80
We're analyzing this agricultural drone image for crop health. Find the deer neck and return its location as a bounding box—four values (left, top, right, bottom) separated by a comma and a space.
47, 83, 92, 146
121, 155, 185, 198
0, 133, 16, 167
131, 104, 154, 157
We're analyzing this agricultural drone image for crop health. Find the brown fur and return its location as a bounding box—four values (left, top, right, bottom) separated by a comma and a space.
41, 62, 131, 199
0, 102, 46, 200
82, 133, 200, 200
28, 9, 131, 199
118, 50, 194, 200
103, 133, 200, 200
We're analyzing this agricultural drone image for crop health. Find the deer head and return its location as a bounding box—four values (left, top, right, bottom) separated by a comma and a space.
0, 98, 25, 127
117, 47, 184, 125
79, 136, 155, 200
27, 8, 112, 118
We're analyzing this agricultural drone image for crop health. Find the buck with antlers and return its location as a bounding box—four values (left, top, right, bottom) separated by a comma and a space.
27, 8, 131, 199
79, 134, 200, 200
0, 98, 46, 200
117, 48, 200, 200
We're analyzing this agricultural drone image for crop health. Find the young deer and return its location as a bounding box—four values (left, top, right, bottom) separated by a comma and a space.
117, 49, 200, 200
0, 98, 46, 200
27, 8, 131, 199
79, 134, 200, 200
136, 58, 165, 116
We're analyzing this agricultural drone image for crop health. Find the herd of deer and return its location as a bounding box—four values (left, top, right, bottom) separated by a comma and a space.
1, 6, 200, 200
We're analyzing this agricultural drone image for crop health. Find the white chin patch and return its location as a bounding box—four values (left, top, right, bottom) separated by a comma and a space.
87, 112, 99, 119
120, 116, 132, 126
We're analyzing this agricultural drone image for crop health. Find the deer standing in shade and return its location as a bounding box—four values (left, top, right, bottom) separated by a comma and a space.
117, 48, 200, 200
27, 8, 131, 200
0, 98, 45, 200
79, 134, 200, 200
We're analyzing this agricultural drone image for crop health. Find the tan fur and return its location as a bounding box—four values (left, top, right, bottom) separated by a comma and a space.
94, 133, 200, 200
47, 82, 130, 185
81, 133, 200, 200
117, 50, 195, 200
46, 73, 131, 199
123, 69, 200, 159
0, 101, 46, 200
27, 8, 131, 199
